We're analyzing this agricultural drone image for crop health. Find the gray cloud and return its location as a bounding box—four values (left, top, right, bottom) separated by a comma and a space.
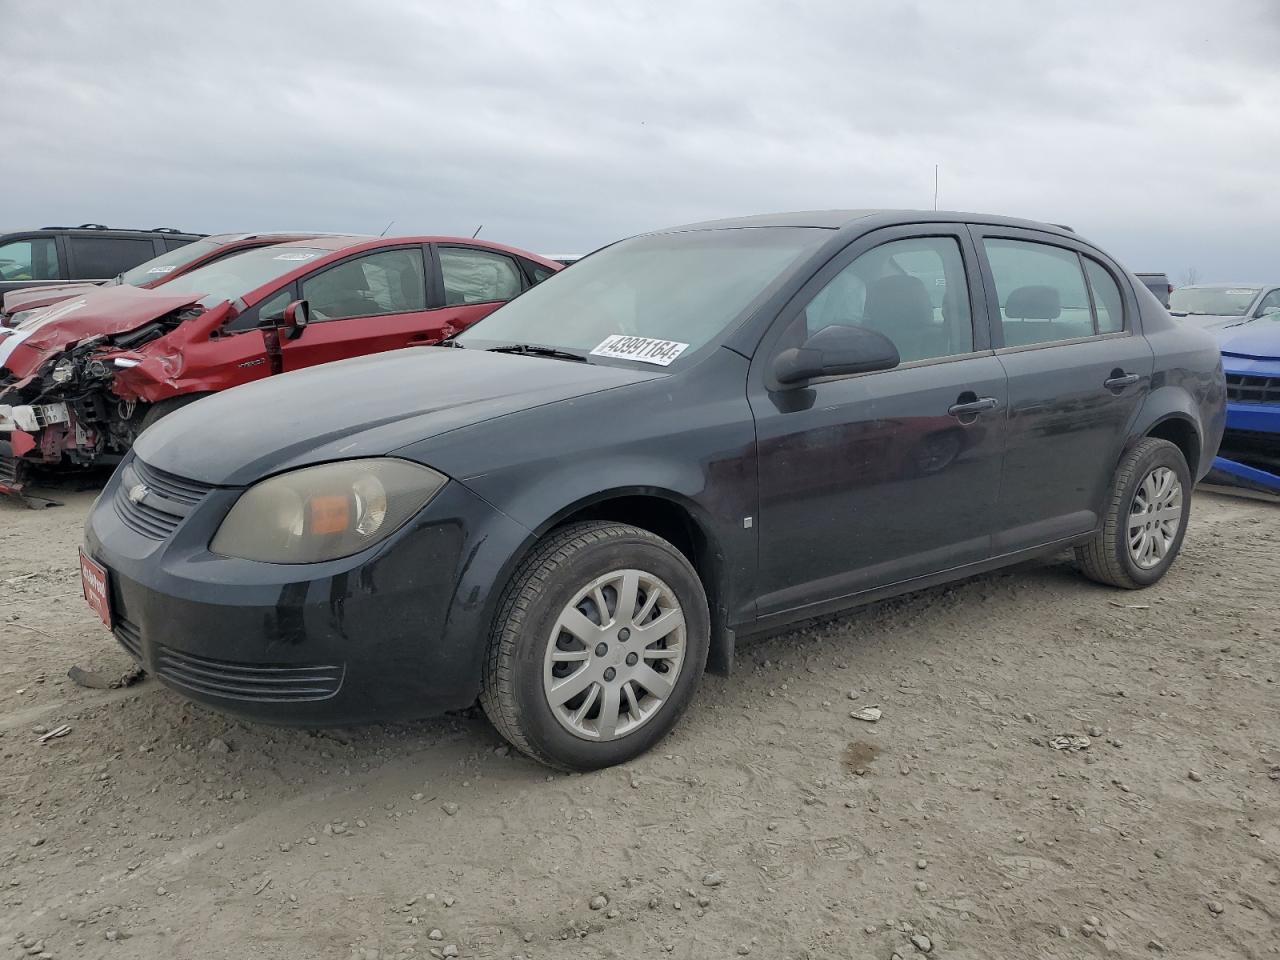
3, 0, 1278, 279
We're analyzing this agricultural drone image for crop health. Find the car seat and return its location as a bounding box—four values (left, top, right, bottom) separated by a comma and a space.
863, 275, 947, 362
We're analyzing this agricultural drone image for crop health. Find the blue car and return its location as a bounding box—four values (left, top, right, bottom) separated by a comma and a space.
1209, 317, 1280, 494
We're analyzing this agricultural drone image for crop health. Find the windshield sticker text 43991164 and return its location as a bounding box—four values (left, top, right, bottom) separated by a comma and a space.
590, 335, 689, 366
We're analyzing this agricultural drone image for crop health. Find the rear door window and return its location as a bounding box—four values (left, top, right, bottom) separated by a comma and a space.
301, 248, 427, 322
983, 239, 1098, 346
69, 236, 157, 279
439, 247, 523, 305
0, 237, 60, 281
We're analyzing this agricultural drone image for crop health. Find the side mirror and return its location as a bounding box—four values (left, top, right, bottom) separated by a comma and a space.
281, 299, 310, 339
773, 324, 900, 387
1257, 305, 1280, 319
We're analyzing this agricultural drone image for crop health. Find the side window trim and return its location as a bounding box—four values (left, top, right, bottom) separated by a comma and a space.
424, 243, 445, 309
1078, 251, 1102, 336
754, 223, 992, 390
967, 225, 1138, 351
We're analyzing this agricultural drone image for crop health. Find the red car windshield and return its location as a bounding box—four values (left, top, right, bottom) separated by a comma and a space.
154, 245, 329, 307
116, 239, 224, 287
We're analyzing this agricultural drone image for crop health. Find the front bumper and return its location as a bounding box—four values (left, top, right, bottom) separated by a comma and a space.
84, 457, 534, 725
1211, 356, 1280, 492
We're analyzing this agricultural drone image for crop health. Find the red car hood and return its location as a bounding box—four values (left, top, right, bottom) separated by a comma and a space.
2, 282, 104, 318
0, 285, 206, 380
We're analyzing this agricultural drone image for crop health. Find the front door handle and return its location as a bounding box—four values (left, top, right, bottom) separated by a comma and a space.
1104, 372, 1140, 390
947, 396, 999, 419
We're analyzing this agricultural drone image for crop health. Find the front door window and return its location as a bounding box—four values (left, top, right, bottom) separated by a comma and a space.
804, 236, 974, 363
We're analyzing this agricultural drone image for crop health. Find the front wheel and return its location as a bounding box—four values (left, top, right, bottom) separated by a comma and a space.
1074, 437, 1192, 589
137, 393, 212, 434
481, 521, 710, 771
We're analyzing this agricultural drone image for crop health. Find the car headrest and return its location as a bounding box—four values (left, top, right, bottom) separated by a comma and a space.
864, 275, 933, 331
1005, 285, 1060, 320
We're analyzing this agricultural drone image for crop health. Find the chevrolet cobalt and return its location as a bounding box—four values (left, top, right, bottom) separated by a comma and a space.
81, 211, 1226, 770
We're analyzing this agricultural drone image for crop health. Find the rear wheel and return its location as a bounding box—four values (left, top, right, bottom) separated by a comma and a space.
1074, 437, 1191, 589
481, 521, 710, 771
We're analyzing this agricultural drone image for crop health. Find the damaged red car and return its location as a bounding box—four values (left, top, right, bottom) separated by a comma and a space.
0, 235, 560, 495
0, 232, 330, 327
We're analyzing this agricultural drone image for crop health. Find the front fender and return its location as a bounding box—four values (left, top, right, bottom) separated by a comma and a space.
398, 349, 759, 626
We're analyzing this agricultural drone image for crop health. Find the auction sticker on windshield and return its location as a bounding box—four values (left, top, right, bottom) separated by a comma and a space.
590, 335, 689, 366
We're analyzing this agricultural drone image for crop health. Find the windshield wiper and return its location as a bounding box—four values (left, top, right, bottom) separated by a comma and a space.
486, 343, 588, 363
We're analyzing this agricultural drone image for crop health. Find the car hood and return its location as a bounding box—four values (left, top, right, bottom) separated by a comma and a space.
0, 285, 205, 378
134, 347, 664, 486
2, 282, 103, 318
1213, 320, 1280, 363
1173, 313, 1248, 330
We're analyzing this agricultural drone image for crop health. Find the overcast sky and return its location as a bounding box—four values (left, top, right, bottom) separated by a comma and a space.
3, 0, 1278, 280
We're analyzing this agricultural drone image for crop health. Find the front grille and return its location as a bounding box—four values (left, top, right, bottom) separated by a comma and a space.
1226, 373, 1280, 405
113, 458, 215, 540
114, 618, 143, 662
154, 644, 344, 702
1219, 428, 1280, 473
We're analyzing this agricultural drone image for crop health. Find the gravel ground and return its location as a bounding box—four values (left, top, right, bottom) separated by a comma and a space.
1, 483, 1277, 960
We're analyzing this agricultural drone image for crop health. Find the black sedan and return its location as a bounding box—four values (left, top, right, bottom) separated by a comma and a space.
82, 210, 1226, 770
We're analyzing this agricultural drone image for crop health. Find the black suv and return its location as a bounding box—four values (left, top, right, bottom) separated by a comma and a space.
0, 224, 203, 297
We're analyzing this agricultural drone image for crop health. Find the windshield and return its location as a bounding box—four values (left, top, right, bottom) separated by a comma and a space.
151, 245, 328, 307
456, 227, 829, 363
117, 239, 223, 287
1168, 286, 1259, 316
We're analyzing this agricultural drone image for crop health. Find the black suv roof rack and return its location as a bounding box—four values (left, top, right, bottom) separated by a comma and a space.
39, 224, 193, 233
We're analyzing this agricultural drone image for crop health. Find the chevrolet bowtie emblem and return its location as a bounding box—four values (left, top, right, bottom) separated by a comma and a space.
127, 483, 149, 504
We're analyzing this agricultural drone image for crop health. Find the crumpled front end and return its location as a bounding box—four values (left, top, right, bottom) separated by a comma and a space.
0, 300, 227, 480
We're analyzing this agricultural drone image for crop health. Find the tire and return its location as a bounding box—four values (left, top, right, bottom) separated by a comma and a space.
138, 393, 210, 433
481, 521, 710, 771
1074, 437, 1192, 589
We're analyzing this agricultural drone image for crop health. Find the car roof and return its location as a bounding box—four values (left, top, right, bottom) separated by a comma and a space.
264, 235, 561, 267
204, 232, 357, 247
655, 208, 1079, 237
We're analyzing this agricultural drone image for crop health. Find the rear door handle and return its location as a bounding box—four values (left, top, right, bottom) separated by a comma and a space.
947, 397, 999, 418
1104, 373, 1140, 390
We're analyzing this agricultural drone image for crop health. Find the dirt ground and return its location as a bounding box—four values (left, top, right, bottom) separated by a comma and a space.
0, 482, 1277, 960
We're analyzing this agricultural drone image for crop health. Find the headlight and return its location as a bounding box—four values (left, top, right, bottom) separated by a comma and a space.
210, 458, 447, 563
50, 357, 76, 383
